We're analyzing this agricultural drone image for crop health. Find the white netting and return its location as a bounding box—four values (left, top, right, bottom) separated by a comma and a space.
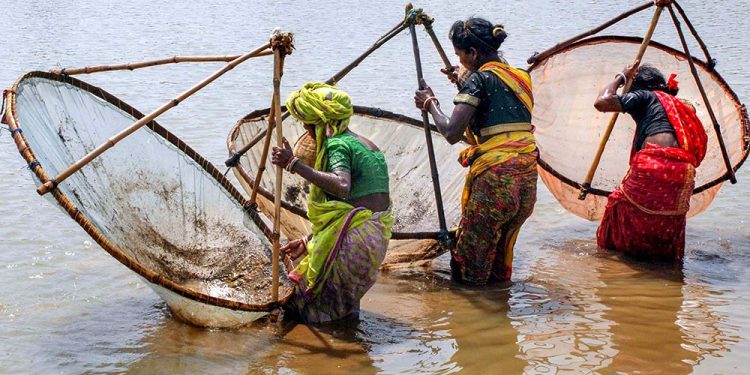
231, 109, 469, 265
531, 38, 748, 220
14, 75, 292, 307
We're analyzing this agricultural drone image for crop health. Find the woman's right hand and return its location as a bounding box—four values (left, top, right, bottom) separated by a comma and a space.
441, 65, 460, 85
280, 238, 308, 261
622, 60, 640, 82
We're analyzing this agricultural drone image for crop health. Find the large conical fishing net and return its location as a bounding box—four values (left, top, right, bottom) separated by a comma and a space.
5, 72, 293, 312
228, 107, 468, 266
530, 36, 749, 221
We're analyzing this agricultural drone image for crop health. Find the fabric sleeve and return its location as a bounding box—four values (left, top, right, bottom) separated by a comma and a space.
325, 137, 352, 173
618, 90, 649, 115
453, 72, 484, 107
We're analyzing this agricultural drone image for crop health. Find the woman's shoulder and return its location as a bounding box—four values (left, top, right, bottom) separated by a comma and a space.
324, 133, 356, 149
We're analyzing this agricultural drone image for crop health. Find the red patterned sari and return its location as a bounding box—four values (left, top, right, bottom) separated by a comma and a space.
597, 91, 707, 260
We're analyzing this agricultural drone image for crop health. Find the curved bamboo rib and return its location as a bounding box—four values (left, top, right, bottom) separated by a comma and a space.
527, 1, 654, 65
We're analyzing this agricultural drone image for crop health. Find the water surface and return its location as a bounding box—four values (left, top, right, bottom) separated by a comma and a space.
1, 0, 749, 373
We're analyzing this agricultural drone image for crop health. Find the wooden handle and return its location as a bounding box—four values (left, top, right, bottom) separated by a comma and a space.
36, 42, 272, 196
409, 23, 449, 238
579, 4, 665, 199
49, 52, 273, 76
271, 49, 285, 304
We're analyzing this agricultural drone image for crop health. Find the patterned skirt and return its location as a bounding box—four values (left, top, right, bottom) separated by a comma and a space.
285, 211, 390, 323
452, 152, 538, 285
597, 145, 696, 260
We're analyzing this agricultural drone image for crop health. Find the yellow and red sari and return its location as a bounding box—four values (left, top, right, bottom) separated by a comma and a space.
597, 91, 707, 260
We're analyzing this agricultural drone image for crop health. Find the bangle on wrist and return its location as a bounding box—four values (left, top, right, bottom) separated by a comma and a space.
615, 73, 627, 87
422, 96, 439, 112
285, 157, 299, 173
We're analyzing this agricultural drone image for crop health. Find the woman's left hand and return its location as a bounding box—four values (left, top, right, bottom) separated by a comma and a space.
271, 137, 294, 168
414, 79, 435, 110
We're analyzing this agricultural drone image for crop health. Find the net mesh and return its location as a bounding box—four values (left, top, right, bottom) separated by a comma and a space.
230, 107, 468, 266
13, 74, 292, 309
530, 37, 749, 220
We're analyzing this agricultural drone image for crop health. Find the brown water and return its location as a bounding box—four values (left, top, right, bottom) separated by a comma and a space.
2, 0, 749, 373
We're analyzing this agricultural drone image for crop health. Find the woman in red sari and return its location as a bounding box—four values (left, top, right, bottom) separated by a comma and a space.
593, 63, 707, 260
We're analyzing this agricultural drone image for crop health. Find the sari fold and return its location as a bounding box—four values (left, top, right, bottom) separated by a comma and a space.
597, 91, 708, 260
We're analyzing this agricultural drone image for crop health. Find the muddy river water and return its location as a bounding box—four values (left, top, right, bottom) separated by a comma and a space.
1, 0, 749, 373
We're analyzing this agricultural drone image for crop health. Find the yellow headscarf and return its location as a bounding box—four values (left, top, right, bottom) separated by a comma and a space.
285, 82, 353, 204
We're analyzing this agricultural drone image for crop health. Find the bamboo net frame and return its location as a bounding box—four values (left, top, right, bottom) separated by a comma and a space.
3, 71, 294, 311
526, 0, 745, 202
36, 42, 273, 196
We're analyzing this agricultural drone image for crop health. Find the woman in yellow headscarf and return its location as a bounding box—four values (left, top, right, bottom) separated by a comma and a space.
271, 82, 393, 323
414, 18, 538, 286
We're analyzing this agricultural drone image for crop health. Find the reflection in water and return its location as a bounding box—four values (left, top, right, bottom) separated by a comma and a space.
507, 239, 737, 374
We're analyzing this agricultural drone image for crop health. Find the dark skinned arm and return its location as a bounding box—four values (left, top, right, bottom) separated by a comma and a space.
414, 79, 476, 145
594, 61, 639, 113
271, 138, 351, 199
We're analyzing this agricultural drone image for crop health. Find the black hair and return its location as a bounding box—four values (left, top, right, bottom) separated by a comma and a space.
631, 64, 679, 96
449, 17, 507, 55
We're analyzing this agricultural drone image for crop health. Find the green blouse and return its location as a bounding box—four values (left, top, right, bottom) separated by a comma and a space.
324, 133, 389, 200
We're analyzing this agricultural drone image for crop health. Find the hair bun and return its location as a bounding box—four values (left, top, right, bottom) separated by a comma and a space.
492, 25, 507, 45
492, 25, 505, 37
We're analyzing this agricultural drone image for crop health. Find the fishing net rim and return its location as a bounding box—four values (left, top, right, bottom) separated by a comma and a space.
226, 105, 451, 240
528, 35, 750, 196
6, 71, 293, 312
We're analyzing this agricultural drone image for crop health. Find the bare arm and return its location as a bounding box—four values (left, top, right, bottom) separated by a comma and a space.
594, 61, 639, 113
291, 163, 351, 198
414, 80, 476, 145
271, 138, 351, 198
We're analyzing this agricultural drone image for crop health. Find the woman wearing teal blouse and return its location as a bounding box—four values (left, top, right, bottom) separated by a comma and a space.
271, 82, 393, 323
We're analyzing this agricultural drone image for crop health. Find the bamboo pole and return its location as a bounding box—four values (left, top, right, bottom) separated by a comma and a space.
36, 42, 272, 196
422, 21, 478, 145
248, 97, 277, 207
409, 22, 449, 244
49, 52, 274, 75
224, 21, 408, 168
667, 5, 736, 183
673, 1, 715, 68
527, 1, 654, 65
579, 4, 665, 200
271, 47, 284, 304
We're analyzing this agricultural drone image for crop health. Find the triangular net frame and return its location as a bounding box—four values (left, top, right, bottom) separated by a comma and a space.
4, 70, 294, 320
527, 3, 749, 221
226, 8, 465, 267
228, 106, 469, 267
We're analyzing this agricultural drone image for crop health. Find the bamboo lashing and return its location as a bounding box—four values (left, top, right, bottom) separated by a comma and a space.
406, 6, 450, 245
527, 1, 655, 65
579, 3, 666, 200
666, 4, 736, 183
224, 20, 408, 169
418, 11, 478, 145
36, 42, 272, 196
49, 53, 274, 76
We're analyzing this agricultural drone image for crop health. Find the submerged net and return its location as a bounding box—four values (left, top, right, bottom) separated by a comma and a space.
530, 36, 749, 221
228, 106, 469, 266
7, 72, 293, 311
